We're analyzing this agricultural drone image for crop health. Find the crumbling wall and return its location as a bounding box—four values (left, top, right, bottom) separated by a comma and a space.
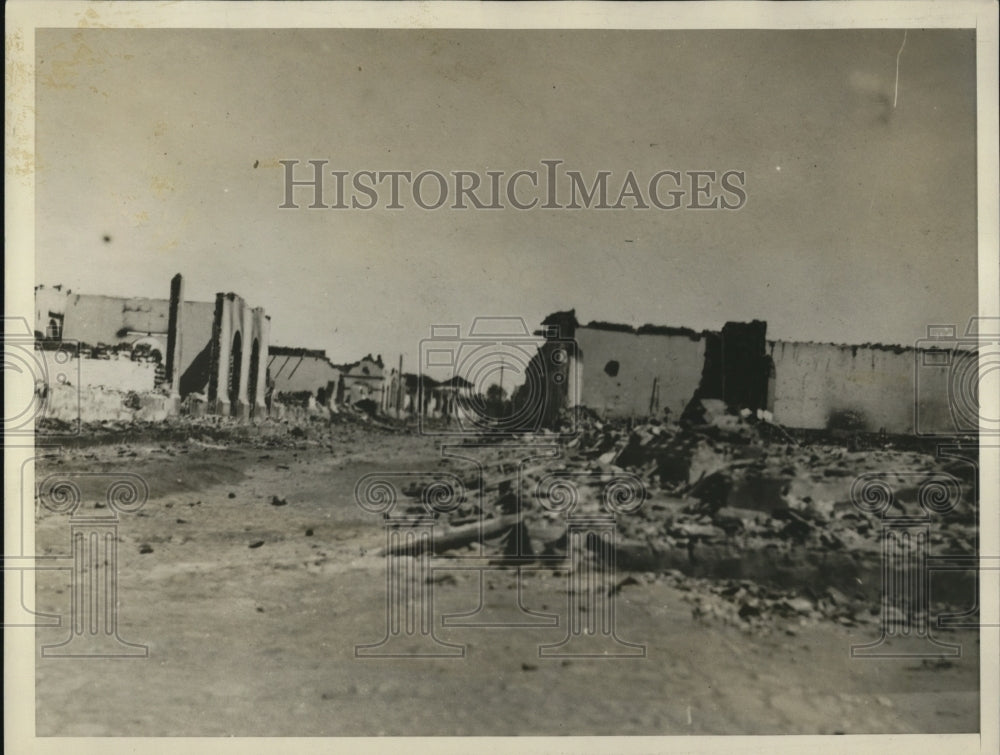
34, 286, 69, 337
44, 382, 175, 423
34, 341, 164, 396
339, 355, 387, 408
74, 354, 159, 393
768, 341, 952, 434
34, 278, 270, 422
540, 311, 961, 436
60, 294, 171, 345
573, 326, 706, 419
38, 285, 214, 389
207, 293, 269, 419
166, 278, 216, 399
269, 348, 341, 403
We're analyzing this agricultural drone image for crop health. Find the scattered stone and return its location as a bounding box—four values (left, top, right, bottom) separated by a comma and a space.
825, 586, 850, 605
608, 575, 641, 595
138, 543, 153, 554
249, 540, 265, 549
349, 401, 969, 635
920, 658, 955, 670
271, 495, 288, 507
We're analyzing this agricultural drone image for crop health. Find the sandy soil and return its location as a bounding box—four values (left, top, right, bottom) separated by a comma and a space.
33, 426, 979, 736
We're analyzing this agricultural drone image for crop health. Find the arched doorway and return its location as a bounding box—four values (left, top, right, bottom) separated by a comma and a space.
248, 339, 260, 418
228, 331, 243, 416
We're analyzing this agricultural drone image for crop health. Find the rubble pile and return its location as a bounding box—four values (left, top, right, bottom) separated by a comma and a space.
652, 570, 879, 633
35, 406, 410, 450
555, 399, 975, 548
398, 400, 978, 626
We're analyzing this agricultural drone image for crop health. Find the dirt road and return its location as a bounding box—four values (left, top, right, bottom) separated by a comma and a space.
33, 426, 979, 736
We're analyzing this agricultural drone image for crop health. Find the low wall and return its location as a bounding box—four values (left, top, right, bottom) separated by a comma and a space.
769, 341, 953, 435
44, 382, 177, 423
565, 323, 958, 434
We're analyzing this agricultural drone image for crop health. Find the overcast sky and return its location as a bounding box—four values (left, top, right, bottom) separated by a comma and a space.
35, 28, 978, 371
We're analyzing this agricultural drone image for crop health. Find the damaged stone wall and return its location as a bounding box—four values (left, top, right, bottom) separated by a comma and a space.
540, 310, 960, 435
268, 347, 341, 404
31, 287, 175, 424
573, 326, 707, 420
338, 355, 387, 408
72, 354, 160, 393
34, 285, 70, 338
206, 292, 270, 419
51, 292, 171, 345
36, 281, 214, 397
163, 274, 219, 402
768, 340, 953, 435
34, 276, 271, 422
43, 382, 176, 423
35, 342, 174, 424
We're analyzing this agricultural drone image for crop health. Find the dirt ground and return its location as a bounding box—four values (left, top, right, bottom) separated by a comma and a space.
32, 423, 979, 736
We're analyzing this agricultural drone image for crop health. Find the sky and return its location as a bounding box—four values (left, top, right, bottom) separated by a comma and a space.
35, 28, 979, 375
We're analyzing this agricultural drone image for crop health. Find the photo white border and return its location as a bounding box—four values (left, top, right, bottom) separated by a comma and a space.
5, 2, 998, 754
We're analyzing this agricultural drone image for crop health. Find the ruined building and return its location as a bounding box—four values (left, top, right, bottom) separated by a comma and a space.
377, 371, 475, 419
335, 354, 388, 407
532, 310, 957, 436
268, 346, 342, 408
34, 274, 270, 419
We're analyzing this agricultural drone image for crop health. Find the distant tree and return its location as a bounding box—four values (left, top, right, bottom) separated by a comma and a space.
486, 383, 506, 403
484, 383, 511, 421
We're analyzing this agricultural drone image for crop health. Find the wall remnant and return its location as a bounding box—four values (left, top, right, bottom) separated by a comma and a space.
35, 275, 270, 421
206, 292, 269, 419
766, 340, 951, 434
336, 354, 387, 408
536, 310, 959, 435
268, 346, 342, 410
